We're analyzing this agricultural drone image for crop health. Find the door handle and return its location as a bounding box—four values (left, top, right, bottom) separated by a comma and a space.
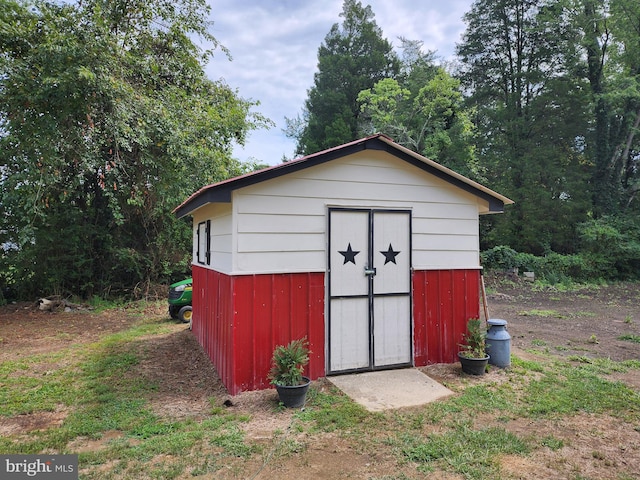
364, 266, 376, 277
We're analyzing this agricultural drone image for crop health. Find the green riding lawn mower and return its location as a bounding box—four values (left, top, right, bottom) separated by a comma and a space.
168, 278, 193, 327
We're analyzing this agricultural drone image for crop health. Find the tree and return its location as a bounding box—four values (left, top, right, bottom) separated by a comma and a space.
568, 0, 620, 216
358, 39, 481, 179
457, 0, 592, 254
549, 0, 640, 216
611, 0, 640, 210
610, 0, 640, 209
594, 0, 640, 211
288, 0, 399, 156
0, 0, 270, 298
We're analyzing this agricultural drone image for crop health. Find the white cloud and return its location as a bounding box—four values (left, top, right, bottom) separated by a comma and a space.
204, 0, 473, 165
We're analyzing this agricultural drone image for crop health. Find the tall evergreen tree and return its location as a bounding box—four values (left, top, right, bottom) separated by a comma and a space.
289, 0, 399, 156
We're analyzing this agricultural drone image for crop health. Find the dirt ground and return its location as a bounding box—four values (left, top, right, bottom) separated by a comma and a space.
0, 278, 639, 479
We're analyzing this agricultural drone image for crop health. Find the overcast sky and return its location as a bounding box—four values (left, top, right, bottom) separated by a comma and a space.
203, 0, 474, 166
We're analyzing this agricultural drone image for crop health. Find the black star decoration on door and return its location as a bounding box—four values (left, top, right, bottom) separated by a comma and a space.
380, 243, 400, 264
339, 243, 360, 264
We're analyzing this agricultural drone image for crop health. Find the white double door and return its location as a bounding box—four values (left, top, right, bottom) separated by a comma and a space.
328, 209, 412, 373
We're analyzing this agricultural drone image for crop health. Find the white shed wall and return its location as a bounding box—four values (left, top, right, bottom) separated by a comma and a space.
191, 203, 233, 273
227, 150, 484, 274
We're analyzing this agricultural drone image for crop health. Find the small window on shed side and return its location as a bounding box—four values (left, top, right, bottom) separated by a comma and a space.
196, 220, 210, 265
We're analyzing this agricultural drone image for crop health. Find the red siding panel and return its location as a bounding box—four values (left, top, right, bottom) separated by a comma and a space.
232, 275, 260, 393
194, 266, 477, 393
412, 270, 428, 366
303, 273, 326, 381
412, 269, 480, 365
232, 273, 326, 394
192, 268, 325, 395
192, 266, 235, 390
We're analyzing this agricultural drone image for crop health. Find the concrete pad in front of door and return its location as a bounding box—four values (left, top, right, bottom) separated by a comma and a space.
327, 368, 454, 412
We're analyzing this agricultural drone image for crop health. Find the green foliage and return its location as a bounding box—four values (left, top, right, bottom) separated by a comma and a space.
480, 246, 519, 271
618, 334, 640, 344
573, 0, 640, 216
268, 338, 310, 387
459, 318, 487, 359
459, 0, 593, 255
358, 78, 411, 134
358, 63, 481, 179
578, 214, 640, 280
0, 0, 270, 299
481, 239, 640, 283
6, 0, 639, 295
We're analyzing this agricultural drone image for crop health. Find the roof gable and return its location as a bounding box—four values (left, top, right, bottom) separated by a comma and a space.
174, 134, 513, 218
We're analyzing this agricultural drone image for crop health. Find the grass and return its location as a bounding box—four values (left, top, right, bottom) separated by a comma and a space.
519, 363, 639, 418
567, 356, 640, 373
2, 301, 640, 479
540, 435, 564, 450
0, 308, 256, 478
0, 352, 80, 416
295, 385, 374, 432
618, 334, 640, 344
383, 356, 640, 479
398, 422, 529, 479
518, 309, 596, 320
518, 309, 565, 318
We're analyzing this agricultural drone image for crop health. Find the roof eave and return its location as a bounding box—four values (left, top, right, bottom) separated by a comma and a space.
173, 134, 514, 218
173, 136, 378, 218
375, 136, 514, 209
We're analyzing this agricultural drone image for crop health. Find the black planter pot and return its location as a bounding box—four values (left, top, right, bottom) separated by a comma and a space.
458, 353, 490, 375
275, 376, 311, 408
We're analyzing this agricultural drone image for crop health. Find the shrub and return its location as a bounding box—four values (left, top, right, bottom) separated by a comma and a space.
481, 246, 620, 284
268, 338, 310, 387
578, 215, 640, 280
481, 246, 518, 271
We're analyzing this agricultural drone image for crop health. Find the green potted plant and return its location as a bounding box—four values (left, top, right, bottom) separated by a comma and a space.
458, 318, 490, 375
268, 338, 311, 408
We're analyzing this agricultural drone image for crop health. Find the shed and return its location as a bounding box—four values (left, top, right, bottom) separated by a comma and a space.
174, 134, 513, 395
